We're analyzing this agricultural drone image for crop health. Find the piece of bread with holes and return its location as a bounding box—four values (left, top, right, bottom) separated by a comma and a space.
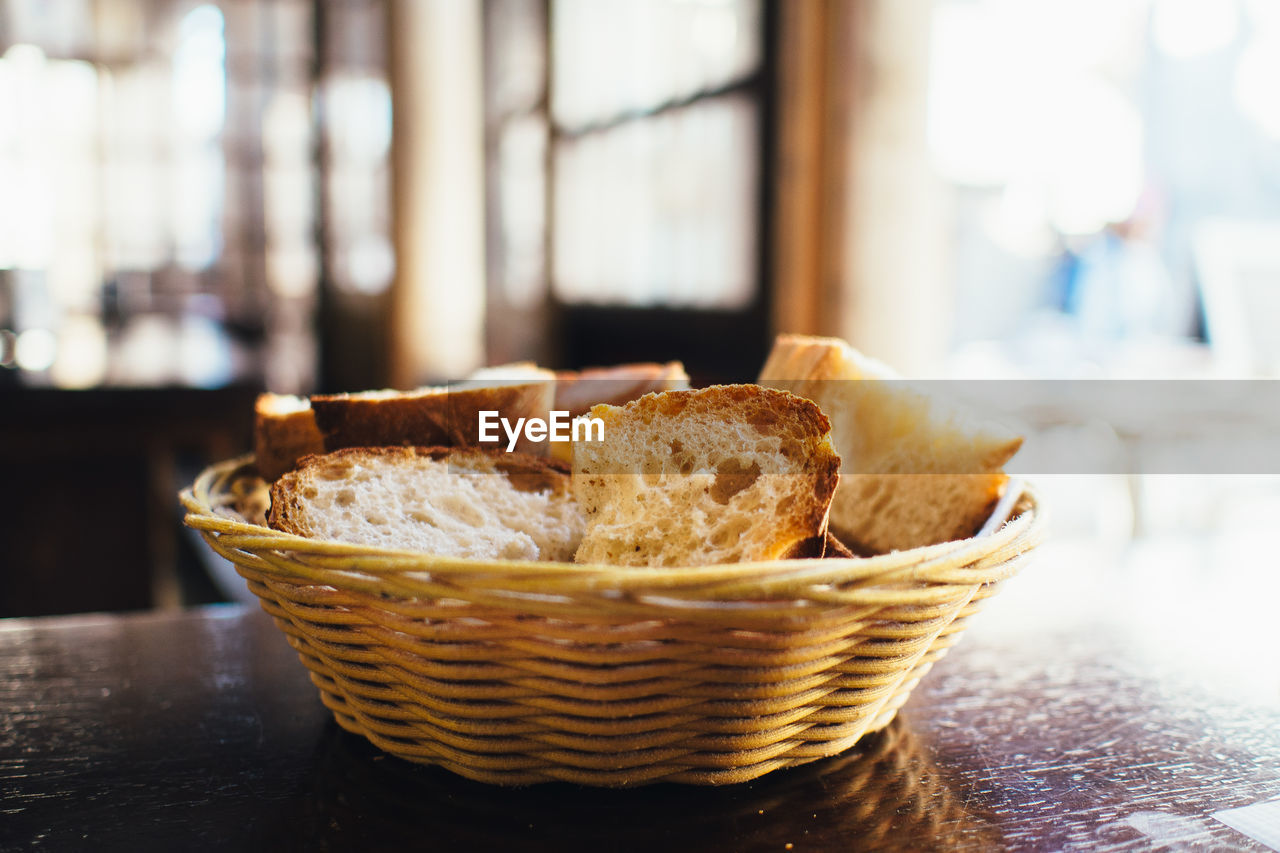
758, 334, 1022, 553
571, 384, 841, 567
268, 446, 583, 561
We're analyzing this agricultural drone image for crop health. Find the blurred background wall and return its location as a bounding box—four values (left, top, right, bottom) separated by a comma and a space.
1, 0, 1278, 615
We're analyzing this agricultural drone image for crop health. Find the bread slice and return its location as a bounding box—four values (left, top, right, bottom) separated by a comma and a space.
269, 446, 583, 561
309, 371, 555, 456
572, 385, 840, 567
758, 334, 1023, 553
553, 361, 690, 418
468, 360, 689, 419
466, 362, 552, 383
253, 374, 555, 481
254, 393, 325, 481
545, 361, 690, 464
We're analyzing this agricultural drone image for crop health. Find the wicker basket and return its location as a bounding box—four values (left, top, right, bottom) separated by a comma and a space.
181, 456, 1043, 787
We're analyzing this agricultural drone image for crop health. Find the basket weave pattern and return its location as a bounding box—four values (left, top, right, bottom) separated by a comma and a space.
182, 456, 1043, 786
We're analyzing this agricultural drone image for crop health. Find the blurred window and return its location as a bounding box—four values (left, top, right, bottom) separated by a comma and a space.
550, 0, 761, 309
928, 0, 1280, 378
0, 0, 392, 392
484, 0, 772, 375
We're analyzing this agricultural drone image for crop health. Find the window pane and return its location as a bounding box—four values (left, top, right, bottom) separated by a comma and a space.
497, 116, 548, 307
551, 0, 761, 130
552, 94, 757, 308
0, 1, 389, 391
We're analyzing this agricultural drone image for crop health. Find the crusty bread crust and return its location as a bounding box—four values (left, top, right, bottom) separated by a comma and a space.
309, 381, 555, 455
254, 394, 325, 481
255, 364, 687, 481
821, 531, 858, 559
255, 381, 555, 481
759, 334, 1023, 552
760, 334, 887, 383
268, 445, 574, 543
572, 385, 840, 567
553, 361, 690, 417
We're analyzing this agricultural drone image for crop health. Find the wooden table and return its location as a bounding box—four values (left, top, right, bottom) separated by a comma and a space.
3, 537, 1279, 851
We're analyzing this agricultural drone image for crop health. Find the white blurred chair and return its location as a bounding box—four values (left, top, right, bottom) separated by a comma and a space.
1194, 220, 1280, 377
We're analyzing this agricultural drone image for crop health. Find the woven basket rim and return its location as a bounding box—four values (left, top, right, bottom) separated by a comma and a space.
181, 454, 1043, 588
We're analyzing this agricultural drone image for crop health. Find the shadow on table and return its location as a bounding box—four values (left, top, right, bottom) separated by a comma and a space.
266, 717, 1005, 852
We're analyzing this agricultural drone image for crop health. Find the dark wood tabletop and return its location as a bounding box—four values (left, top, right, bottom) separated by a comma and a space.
3, 536, 1279, 852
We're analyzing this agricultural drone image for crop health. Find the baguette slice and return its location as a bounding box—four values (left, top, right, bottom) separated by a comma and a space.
254, 393, 326, 481
269, 446, 583, 561
758, 334, 1022, 553
471, 360, 689, 417
254, 369, 557, 481
553, 361, 690, 418
467, 362, 552, 383
572, 385, 840, 567
310, 373, 555, 454
548, 361, 690, 464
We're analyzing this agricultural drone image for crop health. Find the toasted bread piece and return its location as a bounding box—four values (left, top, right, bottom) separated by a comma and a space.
269, 446, 583, 561
309, 371, 555, 456
254, 394, 326, 481
758, 334, 1023, 553
572, 385, 840, 567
